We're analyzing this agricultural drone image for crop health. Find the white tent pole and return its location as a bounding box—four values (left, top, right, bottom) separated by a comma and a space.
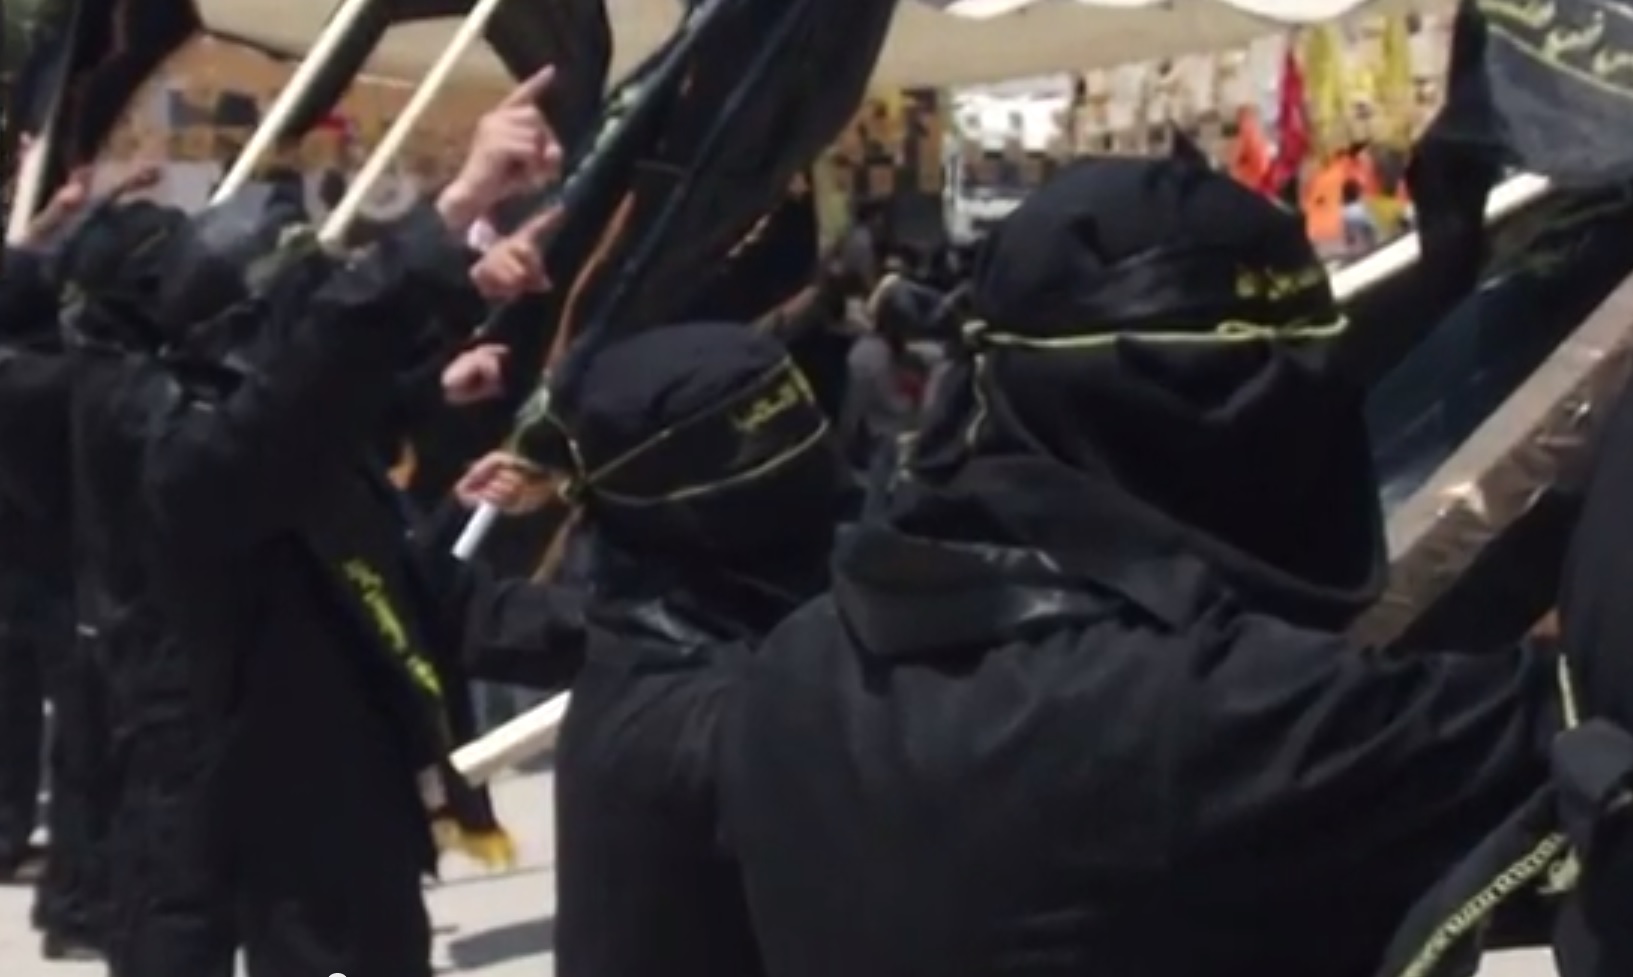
318, 0, 510, 247
1330, 172, 1551, 302
4, 91, 65, 244
452, 503, 501, 560
453, 691, 568, 784
212, 0, 382, 204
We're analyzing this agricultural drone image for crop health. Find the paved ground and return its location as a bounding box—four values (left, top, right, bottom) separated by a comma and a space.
0, 767, 1562, 976
0, 771, 558, 977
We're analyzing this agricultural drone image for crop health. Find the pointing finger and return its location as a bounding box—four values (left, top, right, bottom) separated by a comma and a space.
518, 204, 565, 242
501, 65, 556, 109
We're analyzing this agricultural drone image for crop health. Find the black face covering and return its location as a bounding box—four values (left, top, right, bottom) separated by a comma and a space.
904, 154, 1387, 626
57, 200, 192, 351
152, 184, 307, 341
58, 188, 305, 356
519, 321, 848, 564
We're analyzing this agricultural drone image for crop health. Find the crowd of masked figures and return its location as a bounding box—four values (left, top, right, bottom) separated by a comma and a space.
474, 184, 1630, 630
8, 75, 1633, 977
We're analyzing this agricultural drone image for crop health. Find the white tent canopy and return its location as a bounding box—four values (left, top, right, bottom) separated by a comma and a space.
201, 0, 1431, 91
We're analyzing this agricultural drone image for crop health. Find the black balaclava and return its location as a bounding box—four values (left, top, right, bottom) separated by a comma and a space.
152, 184, 307, 343
57, 199, 193, 352
59, 187, 306, 357
517, 322, 848, 590
903, 153, 1388, 629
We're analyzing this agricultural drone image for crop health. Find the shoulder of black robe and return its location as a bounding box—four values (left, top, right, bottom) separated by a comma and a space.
409, 498, 588, 693
726, 470, 1561, 977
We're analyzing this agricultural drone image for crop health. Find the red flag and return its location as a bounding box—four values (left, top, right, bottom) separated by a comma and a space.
1229, 105, 1272, 190
311, 111, 352, 140
1263, 46, 1309, 196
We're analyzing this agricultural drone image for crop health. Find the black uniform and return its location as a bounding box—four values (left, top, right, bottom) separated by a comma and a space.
0, 248, 59, 878
513, 323, 850, 977
718, 157, 1565, 977
0, 248, 110, 957
0, 249, 60, 878
0, 506, 48, 876
52, 201, 257, 977
60, 197, 493, 977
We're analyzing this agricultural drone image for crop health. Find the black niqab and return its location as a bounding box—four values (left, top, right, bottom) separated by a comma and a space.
904, 155, 1387, 628
524, 322, 846, 569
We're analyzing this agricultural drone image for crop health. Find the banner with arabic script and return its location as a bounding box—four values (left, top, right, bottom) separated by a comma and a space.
1480, 0, 1633, 185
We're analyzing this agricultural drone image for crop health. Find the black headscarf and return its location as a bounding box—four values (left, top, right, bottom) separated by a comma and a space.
903, 154, 1387, 628
152, 184, 307, 339
57, 187, 307, 356
56, 199, 193, 351
519, 322, 848, 570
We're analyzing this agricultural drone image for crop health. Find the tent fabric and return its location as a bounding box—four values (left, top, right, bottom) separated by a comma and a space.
194, 0, 1428, 91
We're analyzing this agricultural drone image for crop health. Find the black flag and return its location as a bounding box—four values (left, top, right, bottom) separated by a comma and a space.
1344, 0, 1633, 387
1334, 0, 1511, 388
209, 0, 612, 165
491, 0, 897, 411
4, 0, 199, 212
1479, 0, 1633, 185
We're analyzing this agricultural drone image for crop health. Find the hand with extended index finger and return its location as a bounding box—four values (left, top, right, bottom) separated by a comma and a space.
439, 66, 564, 234
18, 166, 94, 247
468, 206, 565, 302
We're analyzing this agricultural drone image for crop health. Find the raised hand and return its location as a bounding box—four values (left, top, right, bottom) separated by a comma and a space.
454, 451, 555, 514
467, 205, 564, 302
439, 66, 563, 234
441, 343, 510, 405
17, 165, 94, 246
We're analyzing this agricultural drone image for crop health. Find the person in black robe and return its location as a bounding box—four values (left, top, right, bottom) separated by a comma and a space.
459, 319, 854, 977
0, 249, 62, 886
62, 199, 475, 977
54, 70, 565, 977
60, 195, 288, 977
716, 153, 1571, 977
0, 233, 111, 961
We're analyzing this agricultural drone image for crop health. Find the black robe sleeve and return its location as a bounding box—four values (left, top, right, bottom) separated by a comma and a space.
1174, 619, 1561, 923
412, 507, 589, 693
457, 567, 587, 691
140, 204, 481, 557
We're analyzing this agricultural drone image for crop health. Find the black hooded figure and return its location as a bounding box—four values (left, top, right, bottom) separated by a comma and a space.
56, 195, 285, 977
0, 245, 66, 882
717, 156, 1570, 977
0, 239, 107, 961
510, 321, 851, 977
55, 186, 513, 977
